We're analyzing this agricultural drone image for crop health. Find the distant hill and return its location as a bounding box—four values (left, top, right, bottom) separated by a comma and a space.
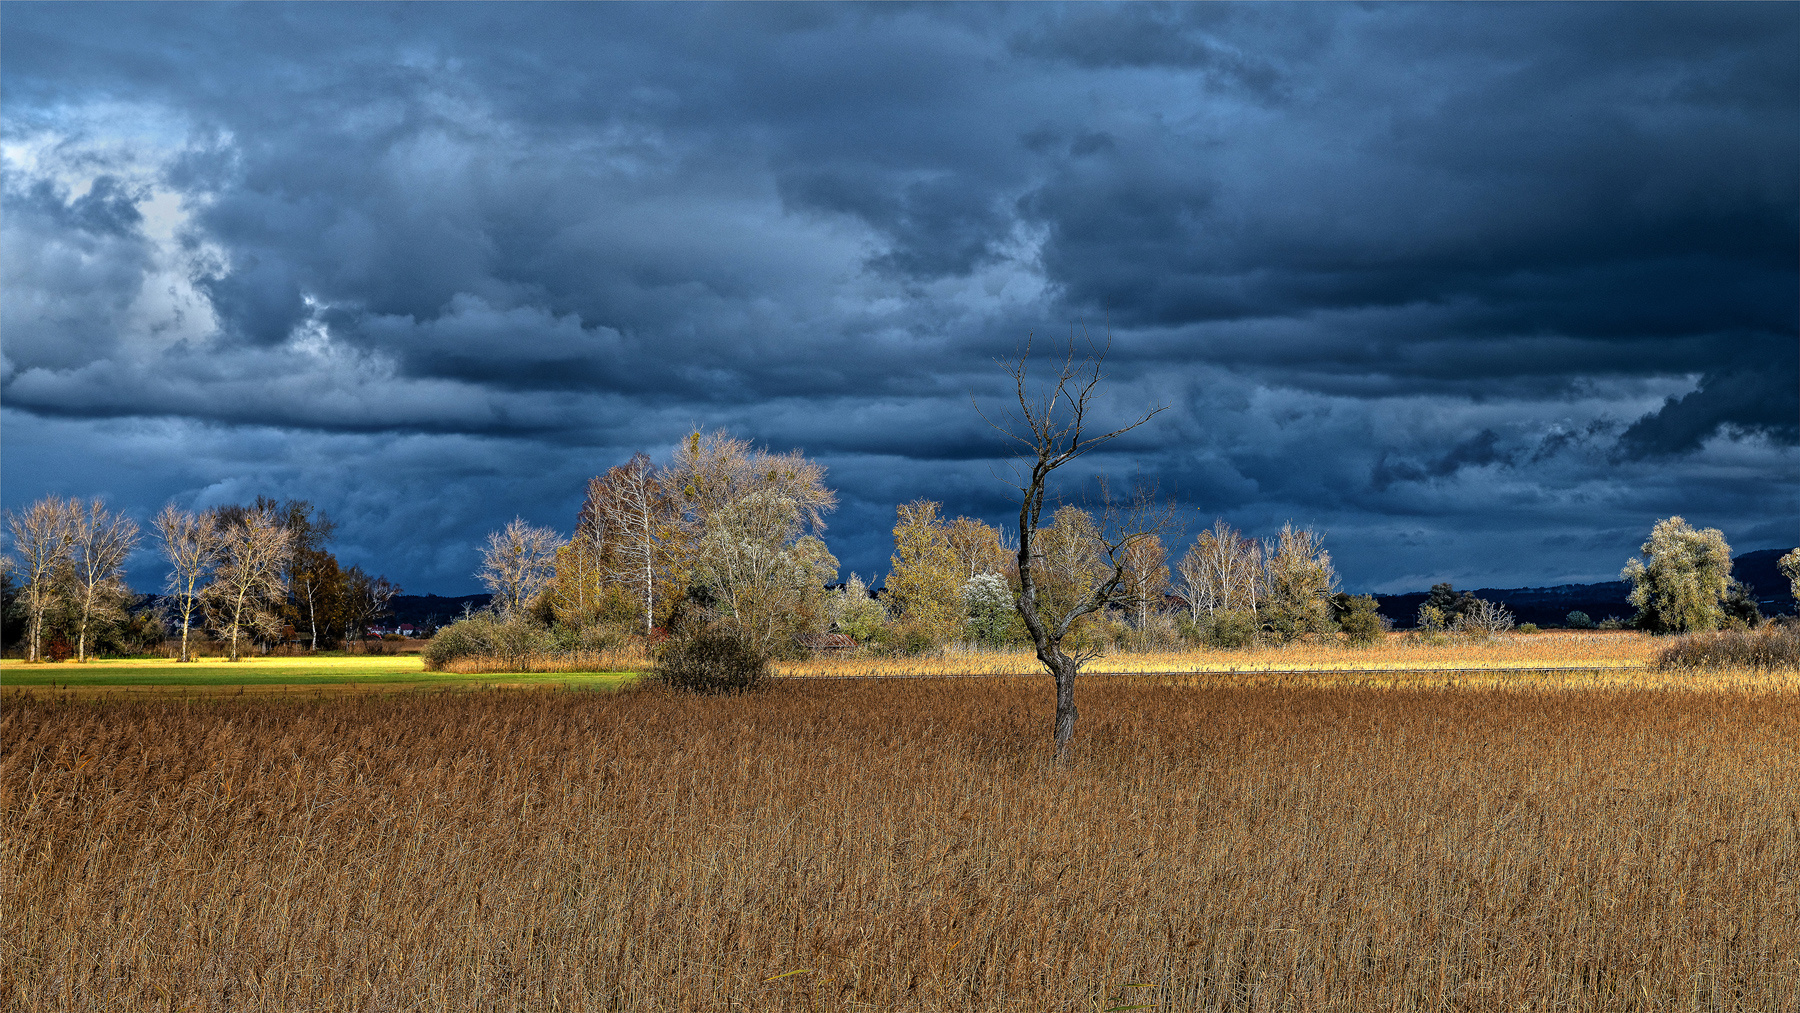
1375, 548, 1795, 628
389, 593, 491, 630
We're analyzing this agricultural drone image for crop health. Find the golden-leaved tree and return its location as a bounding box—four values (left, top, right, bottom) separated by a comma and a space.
666, 429, 838, 653
1259, 523, 1339, 643
887, 500, 966, 644
1622, 516, 1733, 632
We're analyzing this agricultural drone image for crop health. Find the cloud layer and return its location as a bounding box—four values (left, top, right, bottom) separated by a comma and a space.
4, 4, 1795, 594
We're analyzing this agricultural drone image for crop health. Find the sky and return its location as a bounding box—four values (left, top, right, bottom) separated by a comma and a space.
3, 2, 1796, 596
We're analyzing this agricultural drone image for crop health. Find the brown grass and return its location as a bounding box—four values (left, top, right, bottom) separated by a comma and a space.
434, 646, 651, 675
779, 631, 1661, 679
4, 676, 1796, 1011
1656, 626, 1800, 673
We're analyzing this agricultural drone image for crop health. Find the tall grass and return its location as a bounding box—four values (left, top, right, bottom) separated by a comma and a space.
5, 676, 1795, 1010
779, 630, 1661, 679
432, 645, 648, 675
1656, 625, 1800, 672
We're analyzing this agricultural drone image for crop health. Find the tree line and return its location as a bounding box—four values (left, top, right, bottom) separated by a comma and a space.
444, 433, 1800, 668
2, 495, 399, 661
427, 427, 1393, 669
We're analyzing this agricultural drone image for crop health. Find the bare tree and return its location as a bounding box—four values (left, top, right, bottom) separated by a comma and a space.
1176, 519, 1263, 619
1118, 532, 1169, 627
479, 517, 565, 616
595, 453, 680, 636
1455, 597, 1516, 638
977, 335, 1167, 759
155, 505, 220, 663
341, 565, 401, 648
945, 515, 1009, 580
206, 507, 292, 661
68, 499, 141, 662
5, 495, 77, 662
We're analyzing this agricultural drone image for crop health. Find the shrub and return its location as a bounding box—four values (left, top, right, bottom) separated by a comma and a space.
1517, 623, 1540, 634
1565, 611, 1595, 629
885, 624, 938, 657
654, 628, 769, 694
1201, 610, 1260, 650
1453, 598, 1515, 639
961, 574, 1013, 647
421, 613, 555, 672
1336, 595, 1389, 647
1655, 626, 1800, 672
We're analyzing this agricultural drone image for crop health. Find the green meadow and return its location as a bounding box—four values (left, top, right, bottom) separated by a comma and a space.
0, 655, 639, 694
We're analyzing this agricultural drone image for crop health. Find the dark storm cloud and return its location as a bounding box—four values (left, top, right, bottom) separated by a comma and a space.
3, 2, 1796, 593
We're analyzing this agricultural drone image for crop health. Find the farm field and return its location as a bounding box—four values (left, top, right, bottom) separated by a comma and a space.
4, 673, 1795, 1011
0, 655, 636, 695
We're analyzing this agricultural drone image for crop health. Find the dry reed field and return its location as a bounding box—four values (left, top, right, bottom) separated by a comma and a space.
5, 676, 1797, 1012
776, 631, 1660, 680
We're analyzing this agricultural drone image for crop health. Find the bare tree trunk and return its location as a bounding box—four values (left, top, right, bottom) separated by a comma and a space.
77, 584, 93, 663
1051, 653, 1079, 754
304, 577, 319, 651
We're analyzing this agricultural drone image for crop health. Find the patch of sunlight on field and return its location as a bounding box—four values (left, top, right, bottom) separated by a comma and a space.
0, 654, 636, 694
774, 630, 1661, 680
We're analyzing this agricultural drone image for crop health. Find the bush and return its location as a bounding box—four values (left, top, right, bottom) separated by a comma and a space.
1655, 625, 1800, 672
1200, 610, 1260, 650
1517, 623, 1540, 634
1453, 598, 1514, 639
1336, 595, 1389, 647
655, 628, 769, 694
422, 613, 555, 672
882, 623, 938, 657
1565, 611, 1595, 629
550, 621, 633, 653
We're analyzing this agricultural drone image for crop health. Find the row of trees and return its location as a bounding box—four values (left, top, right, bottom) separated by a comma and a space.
457, 430, 1385, 662
3, 495, 399, 661
470, 430, 840, 657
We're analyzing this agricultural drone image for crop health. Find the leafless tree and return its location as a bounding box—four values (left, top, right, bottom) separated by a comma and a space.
479, 517, 565, 616
1118, 532, 1169, 627
1175, 519, 1263, 619
5, 495, 77, 662
68, 499, 141, 662
976, 335, 1167, 760
341, 565, 401, 648
206, 507, 292, 661
590, 453, 680, 636
1455, 597, 1516, 638
155, 505, 220, 663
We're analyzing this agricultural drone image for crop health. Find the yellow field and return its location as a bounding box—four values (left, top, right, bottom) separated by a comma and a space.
9, 632, 1791, 697
775, 630, 1660, 679
0, 655, 633, 696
